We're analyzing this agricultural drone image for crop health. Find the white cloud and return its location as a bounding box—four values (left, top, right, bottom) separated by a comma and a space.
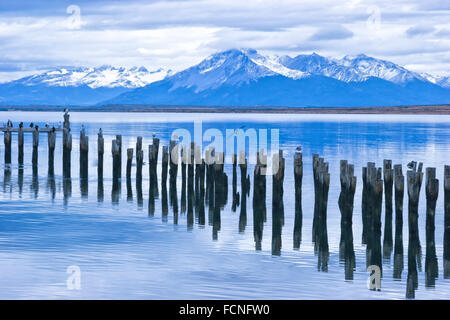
0, 0, 449, 82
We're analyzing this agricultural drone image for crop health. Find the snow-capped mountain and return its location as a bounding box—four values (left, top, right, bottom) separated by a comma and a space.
1, 48, 449, 107
105, 48, 449, 107
278, 52, 426, 84
166, 49, 307, 93
13, 65, 171, 88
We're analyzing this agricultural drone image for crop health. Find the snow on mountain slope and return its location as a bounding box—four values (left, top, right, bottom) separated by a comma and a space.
167, 49, 280, 92
421, 73, 450, 88
13, 66, 171, 88
338, 54, 425, 83
279, 52, 428, 84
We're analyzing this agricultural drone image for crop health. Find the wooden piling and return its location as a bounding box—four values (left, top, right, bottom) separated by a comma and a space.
127, 148, 133, 202
97, 129, 104, 180
126, 148, 133, 179
32, 125, 39, 173
272, 150, 285, 256
338, 160, 357, 280
116, 135, 122, 178
161, 145, 169, 188
18, 123, 24, 165
47, 127, 56, 176
383, 160, 394, 259
444, 165, 450, 278
4, 124, 11, 165
365, 164, 383, 275
181, 145, 187, 214
112, 139, 120, 180
393, 164, 404, 279
406, 162, 423, 298
63, 128, 72, 178
79, 127, 89, 179
187, 143, 195, 229
136, 136, 143, 180
293, 150, 303, 249
252, 152, 264, 248
425, 167, 439, 287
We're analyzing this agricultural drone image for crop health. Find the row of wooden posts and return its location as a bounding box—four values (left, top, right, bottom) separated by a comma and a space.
2, 116, 450, 296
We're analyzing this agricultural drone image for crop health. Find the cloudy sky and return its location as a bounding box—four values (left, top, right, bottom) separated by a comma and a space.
0, 0, 449, 82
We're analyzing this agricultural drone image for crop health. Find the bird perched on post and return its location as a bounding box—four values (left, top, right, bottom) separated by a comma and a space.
29, 122, 34, 128
19, 122, 23, 128
407, 161, 416, 170
296, 146, 302, 152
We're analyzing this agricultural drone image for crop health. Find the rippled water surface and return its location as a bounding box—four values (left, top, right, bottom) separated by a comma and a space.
1, 112, 450, 299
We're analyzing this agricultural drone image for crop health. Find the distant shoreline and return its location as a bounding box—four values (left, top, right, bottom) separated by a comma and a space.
1, 104, 450, 114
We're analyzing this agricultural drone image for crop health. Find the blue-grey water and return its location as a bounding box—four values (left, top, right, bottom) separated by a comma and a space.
1, 111, 450, 299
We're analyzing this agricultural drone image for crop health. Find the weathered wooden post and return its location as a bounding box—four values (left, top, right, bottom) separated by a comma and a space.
338, 160, 357, 280
97, 129, 104, 180
181, 145, 187, 214
18, 122, 24, 165
206, 147, 216, 224
312, 154, 330, 272
116, 134, 122, 178
169, 139, 179, 222
47, 127, 56, 176
365, 164, 383, 275
161, 145, 169, 189
272, 150, 285, 256
148, 137, 160, 197
425, 167, 439, 287
126, 148, 133, 179
63, 128, 72, 179
79, 126, 89, 180
444, 165, 450, 278
383, 160, 394, 259
126, 148, 133, 202
393, 164, 404, 279
136, 138, 143, 208
232, 153, 238, 212
63, 110, 71, 178
406, 162, 423, 298
212, 151, 226, 239
198, 158, 206, 226
4, 123, 11, 165
252, 153, 264, 249
187, 143, 195, 229
32, 125, 39, 164
112, 139, 120, 180
136, 136, 143, 181
293, 149, 303, 249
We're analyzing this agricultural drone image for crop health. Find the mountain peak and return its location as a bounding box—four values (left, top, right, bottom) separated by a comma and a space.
12, 65, 170, 88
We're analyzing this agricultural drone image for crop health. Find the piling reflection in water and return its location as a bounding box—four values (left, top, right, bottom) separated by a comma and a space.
2, 113, 450, 300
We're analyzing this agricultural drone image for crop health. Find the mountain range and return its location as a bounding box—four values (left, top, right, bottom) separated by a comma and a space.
1, 49, 449, 108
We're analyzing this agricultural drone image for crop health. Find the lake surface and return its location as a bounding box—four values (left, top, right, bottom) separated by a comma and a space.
1, 111, 450, 299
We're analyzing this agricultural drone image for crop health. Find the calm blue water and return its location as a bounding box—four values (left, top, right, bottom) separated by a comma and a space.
0, 111, 450, 299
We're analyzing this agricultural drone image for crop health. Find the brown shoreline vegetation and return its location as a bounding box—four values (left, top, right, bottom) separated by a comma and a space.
1, 104, 450, 114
